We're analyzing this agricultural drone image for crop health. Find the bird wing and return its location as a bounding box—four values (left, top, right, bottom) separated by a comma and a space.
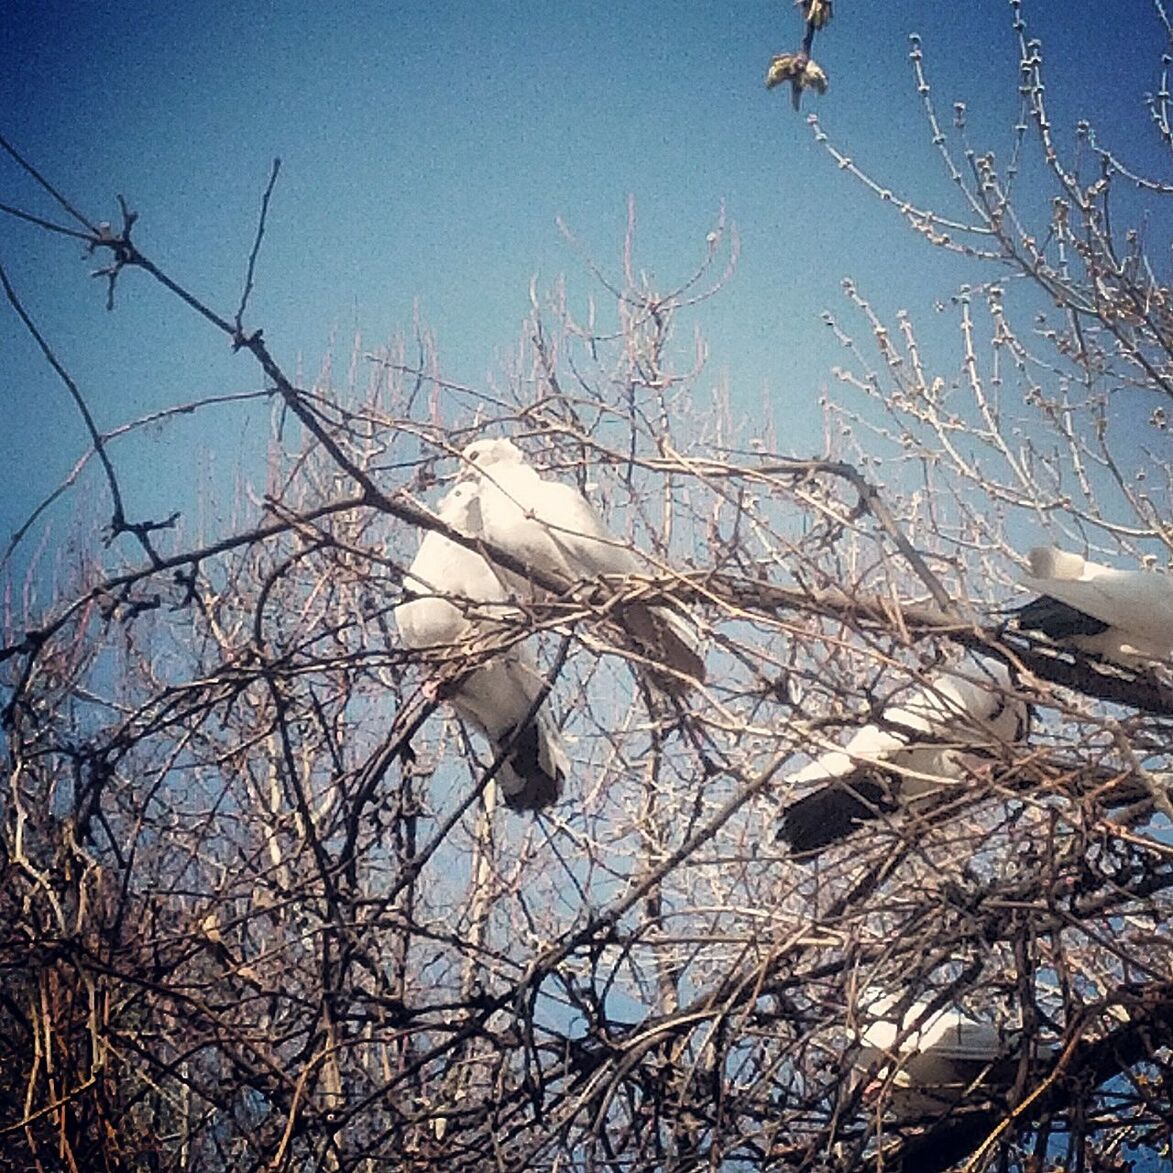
776, 778, 896, 854
1015, 595, 1111, 640
472, 458, 705, 691
780, 661, 1026, 852
394, 529, 512, 650
860, 1003, 1002, 1067
900, 1015, 1007, 1108
787, 722, 911, 787
535, 482, 643, 577
787, 674, 969, 788
858, 999, 1014, 1117
1022, 547, 1173, 657
450, 653, 568, 810
778, 689, 941, 860
917, 1015, 1004, 1062
521, 480, 705, 687
474, 466, 578, 584
478, 464, 642, 581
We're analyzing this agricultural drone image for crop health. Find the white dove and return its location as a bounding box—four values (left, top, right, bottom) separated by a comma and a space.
1016, 546, 1173, 666
778, 658, 1029, 855
856, 993, 1025, 1118
393, 480, 568, 811
456, 437, 704, 695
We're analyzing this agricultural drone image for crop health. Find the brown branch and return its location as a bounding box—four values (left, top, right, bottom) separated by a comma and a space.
0, 132, 98, 234
234, 158, 281, 333
885, 982, 1173, 1173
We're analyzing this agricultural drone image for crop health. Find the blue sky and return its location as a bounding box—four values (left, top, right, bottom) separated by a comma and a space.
1, 8, 1169, 1159
0, 1, 1164, 577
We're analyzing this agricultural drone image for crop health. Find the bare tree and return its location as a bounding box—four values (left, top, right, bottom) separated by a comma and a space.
2, 5, 1171, 1171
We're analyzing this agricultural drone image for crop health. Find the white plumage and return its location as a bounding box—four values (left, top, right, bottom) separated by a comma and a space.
1017, 546, 1173, 666
457, 438, 704, 694
778, 659, 1029, 854
393, 481, 568, 811
856, 994, 1017, 1117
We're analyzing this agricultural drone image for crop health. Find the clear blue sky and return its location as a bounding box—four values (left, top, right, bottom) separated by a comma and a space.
0, 1, 1162, 575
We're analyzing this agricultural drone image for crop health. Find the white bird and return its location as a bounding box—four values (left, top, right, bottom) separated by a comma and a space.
1016, 546, 1173, 666
456, 437, 704, 695
856, 994, 1020, 1118
777, 659, 1029, 855
393, 481, 569, 811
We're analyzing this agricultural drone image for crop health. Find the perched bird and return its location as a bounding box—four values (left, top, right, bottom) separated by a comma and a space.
855, 993, 1022, 1118
457, 437, 705, 695
778, 659, 1029, 855
393, 481, 568, 811
1016, 546, 1173, 667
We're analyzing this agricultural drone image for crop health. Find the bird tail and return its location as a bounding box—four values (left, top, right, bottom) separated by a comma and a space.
493, 711, 568, 811
449, 656, 569, 812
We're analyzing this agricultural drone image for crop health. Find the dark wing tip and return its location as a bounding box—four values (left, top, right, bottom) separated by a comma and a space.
777, 776, 896, 857
668, 640, 707, 689
624, 603, 706, 694
1014, 595, 1110, 640
500, 720, 565, 812
650, 646, 707, 696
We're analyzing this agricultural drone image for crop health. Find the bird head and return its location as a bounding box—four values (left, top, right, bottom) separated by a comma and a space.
458, 437, 527, 480
435, 481, 484, 534
1028, 546, 1089, 582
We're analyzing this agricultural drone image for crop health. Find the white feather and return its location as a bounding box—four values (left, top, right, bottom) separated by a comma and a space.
791, 659, 1027, 798
457, 438, 704, 692
1020, 546, 1173, 664
461, 438, 640, 583
857, 993, 1016, 1117
778, 659, 1029, 854
393, 481, 568, 810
